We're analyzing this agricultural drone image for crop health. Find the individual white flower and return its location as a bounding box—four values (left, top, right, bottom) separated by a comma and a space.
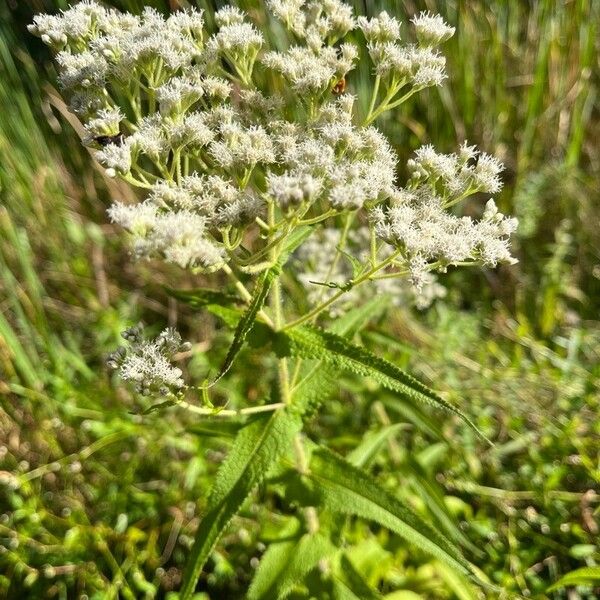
209, 123, 276, 171
358, 11, 401, 44
267, 0, 306, 35
472, 153, 505, 194
28, 14, 69, 49
107, 201, 158, 234
84, 107, 124, 137
156, 75, 205, 116
412, 11, 455, 47
69, 89, 108, 117
208, 22, 263, 54
267, 172, 322, 208
166, 112, 215, 150
131, 115, 169, 162
214, 6, 246, 26
96, 138, 133, 175
316, 0, 356, 39
167, 8, 205, 41
214, 193, 264, 227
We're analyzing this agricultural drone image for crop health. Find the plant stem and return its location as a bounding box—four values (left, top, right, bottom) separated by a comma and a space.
178, 400, 284, 417
283, 249, 402, 330
317, 211, 355, 303
365, 74, 381, 124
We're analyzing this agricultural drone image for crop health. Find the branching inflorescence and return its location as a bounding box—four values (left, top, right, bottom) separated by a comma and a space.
30, 1, 517, 400
31, 0, 517, 404
31, 2, 519, 594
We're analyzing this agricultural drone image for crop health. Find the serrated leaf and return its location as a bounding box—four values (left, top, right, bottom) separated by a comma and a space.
211, 263, 280, 384
306, 447, 471, 575
180, 408, 302, 599
547, 566, 600, 591
166, 286, 241, 309
247, 532, 336, 600
277, 325, 485, 440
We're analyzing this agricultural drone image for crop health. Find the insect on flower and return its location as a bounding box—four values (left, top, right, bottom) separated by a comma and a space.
332, 77, 347, 95
94, 133, 125, 147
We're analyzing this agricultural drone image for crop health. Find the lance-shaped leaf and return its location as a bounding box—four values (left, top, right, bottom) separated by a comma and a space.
180, 409, 302, 599
547, 566, 600, 592
276, 325, 485, 440
247, 532, 336, 600
347, 423, 409, 469
211, 263, 280, 384
304, 447, 471, 575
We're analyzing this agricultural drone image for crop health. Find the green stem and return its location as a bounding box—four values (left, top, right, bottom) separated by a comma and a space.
283, 249, 402, 330
365, 74, 381, 124
318, 212, 355, 301
178, 400, 284, 417
266, 201, 292, 404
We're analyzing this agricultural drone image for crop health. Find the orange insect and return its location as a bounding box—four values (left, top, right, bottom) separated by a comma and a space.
332, 77, 347, 95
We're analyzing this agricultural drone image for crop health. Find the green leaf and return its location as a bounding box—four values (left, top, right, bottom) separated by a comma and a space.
212, 263, 280, 384
180, 408, 302, 599
547, 566, 600, 592
332, 555, 383, 600
347, 423, 409, 469
305, 447, 471, 575
206, 304, 242, 328
247, 532, 336, 600
277, 325, 485, 440
165, 286, 241, 309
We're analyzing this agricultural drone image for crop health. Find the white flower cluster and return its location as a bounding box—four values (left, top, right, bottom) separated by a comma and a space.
265, 96, 396, 211
107, 201, 225, 270
267, 0, 356, 44
371, 189, 518, 289
358, 10, 454, 89
31, 1, 517, 294
107, 324, 191, 396
205, 7, 263, 82
30, 4, 205, 117
263, 43, 358, 94
408, 143, 505, 198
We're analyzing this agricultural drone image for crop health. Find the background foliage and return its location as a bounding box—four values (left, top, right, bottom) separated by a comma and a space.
0, 0, 598, 598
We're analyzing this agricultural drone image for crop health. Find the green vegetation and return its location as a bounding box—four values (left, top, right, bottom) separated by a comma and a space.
0, 1, 598, 599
